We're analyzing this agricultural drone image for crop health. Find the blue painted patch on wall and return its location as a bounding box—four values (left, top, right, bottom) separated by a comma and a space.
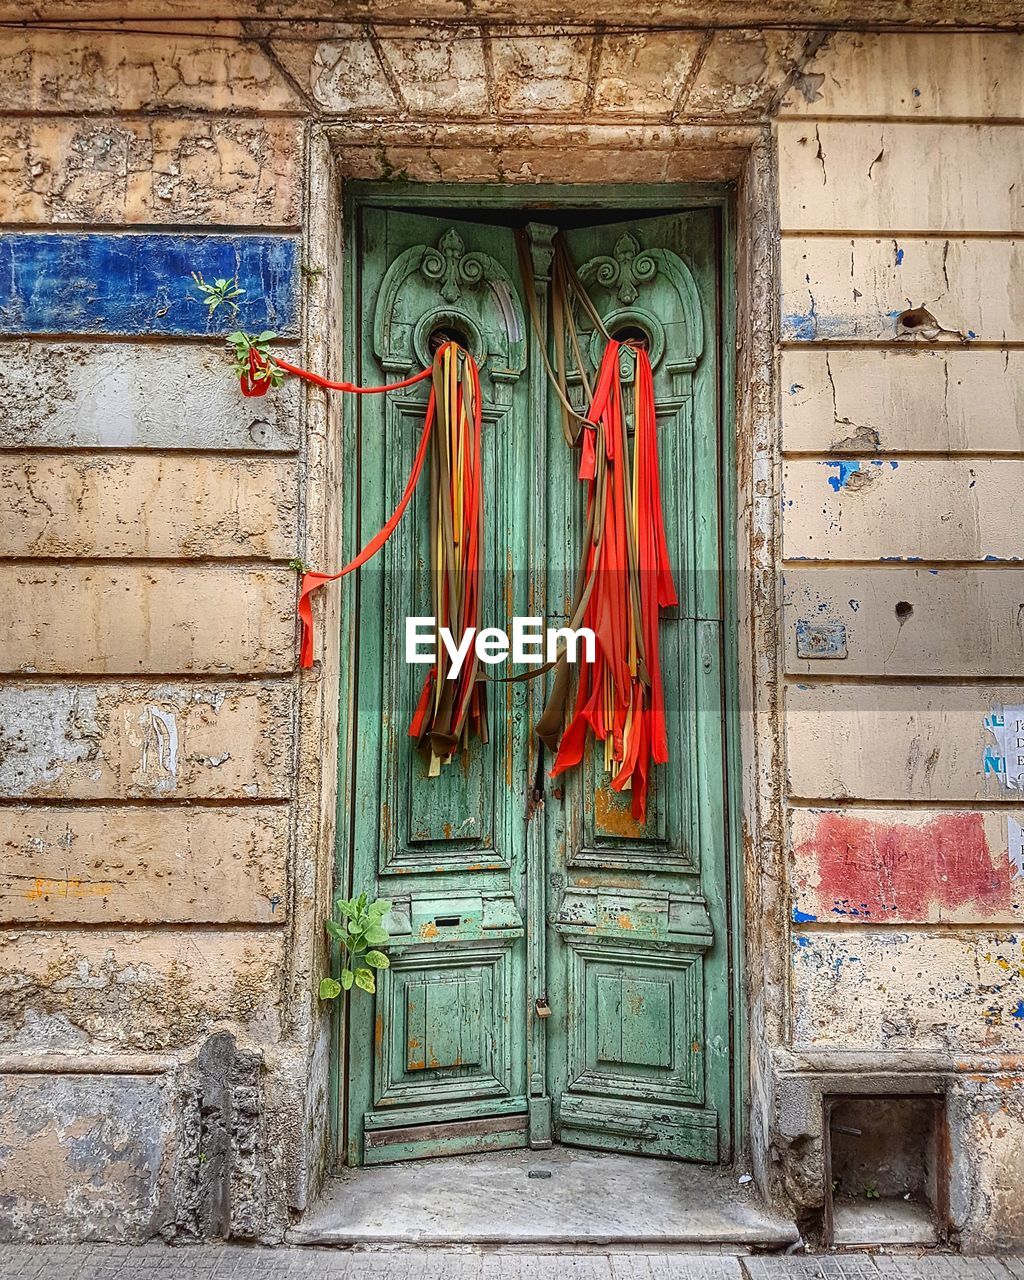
822, 459, 861, 492
0, 232, 299, 337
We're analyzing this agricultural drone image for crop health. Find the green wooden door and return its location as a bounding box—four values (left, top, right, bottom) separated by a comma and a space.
538, 211, 730, 1162
345, 208, 535, 1165
344, 203, 729, 1166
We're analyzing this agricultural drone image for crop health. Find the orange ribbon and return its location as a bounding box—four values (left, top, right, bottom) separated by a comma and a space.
549, 341, 675, 824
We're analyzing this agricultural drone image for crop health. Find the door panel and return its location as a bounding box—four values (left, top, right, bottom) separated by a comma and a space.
346, 208, 533, 1165
381, 393, 504, 870
375, 945, 513, 1105
542, 210, 730, 1162
344, 201, 730, 1167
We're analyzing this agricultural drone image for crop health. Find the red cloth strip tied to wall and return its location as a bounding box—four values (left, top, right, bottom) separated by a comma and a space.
263, 342, 486, 768
549, 340, 676, 824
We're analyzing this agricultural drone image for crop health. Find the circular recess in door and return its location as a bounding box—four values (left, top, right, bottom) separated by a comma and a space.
414, 309, 485, 371
427, 322, 473, 354
589, 307, 665, 373
610, 324, 651, 350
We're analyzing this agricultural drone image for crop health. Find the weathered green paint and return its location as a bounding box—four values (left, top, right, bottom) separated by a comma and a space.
363, 1115, 529, 1165
345, 207, 533, 1164
339, 190, 735, 1166
543, 211, 730, 1162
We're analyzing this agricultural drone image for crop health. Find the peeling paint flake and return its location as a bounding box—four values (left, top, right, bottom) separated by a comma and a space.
822, 459, 861, 492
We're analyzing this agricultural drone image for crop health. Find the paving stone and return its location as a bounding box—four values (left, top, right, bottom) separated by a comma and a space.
613, 1259, 743, 1280
744, 1261, 1018, 1280
0, 1251, 1020, 1280
743, 1259, 882, 1280
874, 1261, 1015, 1280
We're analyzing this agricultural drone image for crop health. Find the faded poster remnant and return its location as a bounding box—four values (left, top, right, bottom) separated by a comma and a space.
986, 705, 1024, 790
1009, 818, 1024, 881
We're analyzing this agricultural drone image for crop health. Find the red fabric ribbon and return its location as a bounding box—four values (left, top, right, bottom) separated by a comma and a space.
271, 344, 483, 761
240, 347, 271, 397
239, 345, 437, 668
549, 341, 675, 824
406, 347, 487, 763
247, 338, 671, 804
292, 343, 486, 767
296, 385, 435, 668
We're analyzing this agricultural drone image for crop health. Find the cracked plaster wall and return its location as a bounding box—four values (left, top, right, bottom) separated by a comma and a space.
773, 31, 1024, 1251
0, 13, 1022, 1251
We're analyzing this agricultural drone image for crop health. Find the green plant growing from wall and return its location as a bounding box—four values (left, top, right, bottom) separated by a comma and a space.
319, 894, 407, 999
227, 330, 285, 389
190, 271, 246, 317
186, 271, 284, 391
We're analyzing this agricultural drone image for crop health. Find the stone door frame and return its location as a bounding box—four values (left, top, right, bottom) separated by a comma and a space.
290, 120, 783, 1191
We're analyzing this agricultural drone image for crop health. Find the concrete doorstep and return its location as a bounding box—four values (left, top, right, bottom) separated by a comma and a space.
287, 1150, 797, 1249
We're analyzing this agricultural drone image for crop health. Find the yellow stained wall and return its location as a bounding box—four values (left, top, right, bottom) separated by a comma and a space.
777, 34, 1024, 1246
0, 17, 1023, 1249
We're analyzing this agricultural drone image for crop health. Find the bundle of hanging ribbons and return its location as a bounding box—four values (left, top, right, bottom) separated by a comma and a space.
543, 338, 675, 821
249, 340, 488, 774
243, 237, 674, 821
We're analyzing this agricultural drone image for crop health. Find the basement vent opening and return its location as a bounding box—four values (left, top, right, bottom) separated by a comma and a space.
825, 1095, 948, 1248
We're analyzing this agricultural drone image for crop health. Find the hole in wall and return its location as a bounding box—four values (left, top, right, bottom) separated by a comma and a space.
825, 1095, 948, 1248
611, 323, 651, 351
895, 601, 914, 622
427, 323, 473, 355
897, 307, 932, 330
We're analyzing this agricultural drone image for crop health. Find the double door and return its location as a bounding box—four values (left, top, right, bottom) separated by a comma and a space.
343, 202, 730, 1167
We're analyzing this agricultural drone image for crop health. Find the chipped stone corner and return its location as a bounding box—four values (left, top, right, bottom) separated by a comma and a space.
0, 1030, 311, 1245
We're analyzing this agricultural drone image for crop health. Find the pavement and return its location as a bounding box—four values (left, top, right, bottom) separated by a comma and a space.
0, 1249, 1023, 1280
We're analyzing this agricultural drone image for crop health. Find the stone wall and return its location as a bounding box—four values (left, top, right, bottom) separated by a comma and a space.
0, 23, 311, 1243
0, 11, 1022, 1250
774, 33, 1024, 1251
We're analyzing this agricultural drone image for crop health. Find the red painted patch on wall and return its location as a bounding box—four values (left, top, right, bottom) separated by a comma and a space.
795, 811, 1009, 921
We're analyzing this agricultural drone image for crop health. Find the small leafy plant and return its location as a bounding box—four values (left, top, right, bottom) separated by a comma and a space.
228, 330, 285, 390
191, 271, 246, 317
319, 894, 407, 999
185, 268, 289, 398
